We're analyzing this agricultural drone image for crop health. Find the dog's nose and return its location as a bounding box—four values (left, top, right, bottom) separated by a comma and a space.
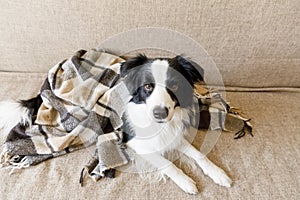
153, 106, 169, 120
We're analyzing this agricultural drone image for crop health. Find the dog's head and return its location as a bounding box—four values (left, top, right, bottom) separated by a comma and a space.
121, 54, 204, 123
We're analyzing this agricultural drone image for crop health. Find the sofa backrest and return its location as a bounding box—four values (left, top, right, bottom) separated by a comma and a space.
0, 0, 298, 88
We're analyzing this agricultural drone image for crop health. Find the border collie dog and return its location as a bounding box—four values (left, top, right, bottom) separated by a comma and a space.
120, 55, 232, 194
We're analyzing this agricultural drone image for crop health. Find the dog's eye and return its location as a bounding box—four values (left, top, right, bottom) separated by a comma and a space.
170, 84, 179, 91
144, 84, 153, 91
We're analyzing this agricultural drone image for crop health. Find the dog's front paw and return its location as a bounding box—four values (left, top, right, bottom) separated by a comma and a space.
203, 165, 232, 187
175, 175, 199, 194
212, 169, 232, 188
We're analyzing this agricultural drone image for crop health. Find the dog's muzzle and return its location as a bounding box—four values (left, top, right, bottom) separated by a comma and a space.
152, 106, 169, 121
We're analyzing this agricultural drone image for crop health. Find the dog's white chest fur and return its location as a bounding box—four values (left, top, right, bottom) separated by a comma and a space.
125, 102, 188, 155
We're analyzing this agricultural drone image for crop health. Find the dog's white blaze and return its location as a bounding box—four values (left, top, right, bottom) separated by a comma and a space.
146, 86, 175, 122
150, 60, 169, 85
147, 60, 175, 121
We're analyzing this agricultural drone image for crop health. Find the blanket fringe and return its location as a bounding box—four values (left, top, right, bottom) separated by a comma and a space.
227, 107, 253, 139
0, 151, 30, 175
8, 156, 30, 175
234, 119, 253, 139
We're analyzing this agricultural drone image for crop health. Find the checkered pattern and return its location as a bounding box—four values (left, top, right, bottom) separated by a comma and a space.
1, 49, 133, 179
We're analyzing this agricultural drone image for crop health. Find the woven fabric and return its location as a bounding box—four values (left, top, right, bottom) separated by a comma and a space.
0, 49, 133, 179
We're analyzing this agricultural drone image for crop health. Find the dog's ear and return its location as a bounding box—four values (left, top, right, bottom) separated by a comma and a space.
120, 54, 148, 77
176, 55, 204, 83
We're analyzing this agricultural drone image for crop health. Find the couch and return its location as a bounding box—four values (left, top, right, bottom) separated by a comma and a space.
0, 1, 299, 199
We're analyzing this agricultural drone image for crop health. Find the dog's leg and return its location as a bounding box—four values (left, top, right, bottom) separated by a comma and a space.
178, 139, 232, 187
141, 153, 199, 194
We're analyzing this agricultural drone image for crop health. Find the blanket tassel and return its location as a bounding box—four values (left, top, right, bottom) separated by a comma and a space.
234, 119, 253, 139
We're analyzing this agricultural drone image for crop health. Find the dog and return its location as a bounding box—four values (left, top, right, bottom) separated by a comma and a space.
119, 54, 232, 194
0, 54, 232, 194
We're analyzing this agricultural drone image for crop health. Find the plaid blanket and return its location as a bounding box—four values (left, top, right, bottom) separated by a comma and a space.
0, 49, 252, 184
